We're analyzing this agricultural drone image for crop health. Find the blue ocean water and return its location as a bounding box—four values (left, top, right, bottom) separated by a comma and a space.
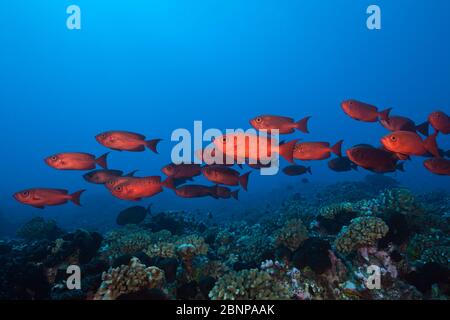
0, 0, 449, 234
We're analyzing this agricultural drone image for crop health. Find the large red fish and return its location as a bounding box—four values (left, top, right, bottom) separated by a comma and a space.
214, 186, 239, 200
105, 175, 141, 191
380, 116, 429, 136
428, 111, 450, 134
161, 163, 202, 180
83, 169, 136, 184
96, 131, 162, 153
111, 176, 172, 201
293, 140, 343, 160
250, 115, 311, 134
346, 145, 404, 173
423, 158, 450, 176
13, 188, 85, 209
195, 147, 240, 167
341, 100, 391, 122
174, 185, 218, 199
45, 152, 109, 170
380, 131, 440, 158
213, 133, 298, 164
202, 165, 251, 191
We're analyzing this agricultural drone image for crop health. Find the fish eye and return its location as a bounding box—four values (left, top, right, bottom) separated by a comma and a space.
51, 156, 57, 161
22, 191, 29, 196
222, 137, 227, 143
390, 136, 397, 142
115, 186, 122, 191
255, 117, 262, 123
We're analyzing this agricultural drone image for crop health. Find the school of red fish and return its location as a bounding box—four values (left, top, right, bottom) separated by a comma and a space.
13, 100, 450, 208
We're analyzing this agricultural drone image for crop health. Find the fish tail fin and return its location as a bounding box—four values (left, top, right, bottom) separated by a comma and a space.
416, 121, 429, 136
231, 189, 239, 200
125, 170, 138, 177
161, 177, 176, 190
396, 162, 405, 172
307, 166, 312, 174
95, 152, 109, 169
239, 172, 251, 191
279, 139, 299, 163
146, 139, 162, 154
70, 190, 85, 206
424, 131, 440, 158
379, 108, 392, 121
295, 116, 311, 133
331, 140, 344, 157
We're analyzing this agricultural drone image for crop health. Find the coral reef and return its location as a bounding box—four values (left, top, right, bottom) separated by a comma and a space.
1, 181, 449, 301
334, 217, 389, 254
94, 257, 165, 300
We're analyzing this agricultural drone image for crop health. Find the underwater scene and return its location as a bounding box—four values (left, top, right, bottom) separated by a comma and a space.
0, 1, 449, 302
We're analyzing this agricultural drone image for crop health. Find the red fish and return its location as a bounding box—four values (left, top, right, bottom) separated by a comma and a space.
111, 176, 171, 201
250, 115, 311, 134
341, 100, 391, 122
214, 186, 239, 200
174, 185, 218, 199
380, 116, 429, 136
161, 163, 202, 180
195, 147, 239, 167
105, 176, 140, 191
423, 158, 450, 176
346, 145, 404, 173
202, 165, 251, 191
282, 165, 312, 176
45, 152, 109, 170
213, 133, 298, 164
293, 140, 343, 160
96, 131, 162, 153
83, 170, 136, 184
13, 188, 85, 209
380, 131, 440, 158
428, 111, 450, 134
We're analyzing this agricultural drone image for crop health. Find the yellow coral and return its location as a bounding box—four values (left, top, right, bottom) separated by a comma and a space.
94, 257, 165, 300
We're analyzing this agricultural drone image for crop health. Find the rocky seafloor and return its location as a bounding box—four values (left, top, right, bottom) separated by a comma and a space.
0, 175, 449, 300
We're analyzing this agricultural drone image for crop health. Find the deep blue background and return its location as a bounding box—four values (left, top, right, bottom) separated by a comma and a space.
0, 1, 449, 232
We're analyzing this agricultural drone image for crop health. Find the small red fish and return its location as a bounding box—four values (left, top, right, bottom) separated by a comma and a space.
250, 115, 311, 134
96, 131, 162, 153
428, 111, 450, 134
341, 100, 391, 122
13, 188, 85, 209
161, 163, 202, 180
282, 165, 312, 176
45, 152, 109, 170
174, 185, 218, 199
380, 131, 440, 158
83, 169, 136, 184
293, 140, 343, 160
423, 158, 450, 176
346, 145, 404, 173
202, 165, 251, 191
380, 116, 429, 136
214, 186, 239, 200
111, 176, 171, 201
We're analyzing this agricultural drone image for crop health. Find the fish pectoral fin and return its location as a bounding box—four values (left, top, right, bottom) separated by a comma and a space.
32, 196, 43, 201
